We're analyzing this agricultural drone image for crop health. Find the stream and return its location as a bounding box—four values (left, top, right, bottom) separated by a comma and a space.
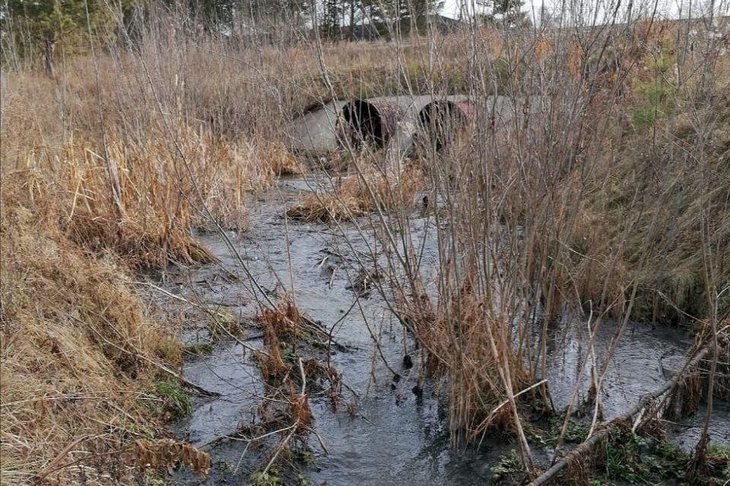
164, 176, 729, 485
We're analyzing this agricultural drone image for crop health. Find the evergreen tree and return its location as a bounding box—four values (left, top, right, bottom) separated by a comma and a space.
5, 0, 123, 75
321, 0, 342, 39
397, 0, 444, 34
362, 0, 442, 37
477, 0, 530, 28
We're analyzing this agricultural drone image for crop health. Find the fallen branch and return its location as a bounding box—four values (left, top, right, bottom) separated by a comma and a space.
529, 345, 711, 486
475, 379, 549, 446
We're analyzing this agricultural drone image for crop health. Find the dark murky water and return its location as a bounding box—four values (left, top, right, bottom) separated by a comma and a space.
166, 176, 729, 484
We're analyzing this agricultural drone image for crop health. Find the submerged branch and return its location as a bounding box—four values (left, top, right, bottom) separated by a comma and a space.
529, 345, 712, 486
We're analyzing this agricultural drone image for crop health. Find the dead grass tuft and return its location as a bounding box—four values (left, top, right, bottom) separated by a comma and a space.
258, 301, 303, 344
287, 165, 425, 222
135, 439, 211, 477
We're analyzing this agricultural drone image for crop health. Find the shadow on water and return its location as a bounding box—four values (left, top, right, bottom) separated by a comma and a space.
166, 176, 729, 484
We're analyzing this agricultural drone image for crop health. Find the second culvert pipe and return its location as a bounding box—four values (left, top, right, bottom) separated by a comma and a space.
416, 99, 474, 152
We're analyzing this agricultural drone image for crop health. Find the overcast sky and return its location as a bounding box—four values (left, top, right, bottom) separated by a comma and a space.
439, 0, 729, 23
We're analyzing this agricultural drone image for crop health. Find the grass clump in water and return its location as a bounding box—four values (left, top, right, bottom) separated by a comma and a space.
155, 379, 193, 420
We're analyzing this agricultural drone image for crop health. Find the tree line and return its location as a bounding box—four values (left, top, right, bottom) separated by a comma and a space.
1, 0, 528, 75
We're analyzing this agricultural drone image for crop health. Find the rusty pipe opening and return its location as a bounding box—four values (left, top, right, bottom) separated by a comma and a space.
417, 100, 473, 151
342, 99, 399, 150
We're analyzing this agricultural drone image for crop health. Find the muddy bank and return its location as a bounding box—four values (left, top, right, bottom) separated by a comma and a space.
163, 176, 729, 484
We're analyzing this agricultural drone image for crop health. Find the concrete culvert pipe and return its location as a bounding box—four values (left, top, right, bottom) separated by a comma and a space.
416, 99, 474, 151
342, 99, 400, 150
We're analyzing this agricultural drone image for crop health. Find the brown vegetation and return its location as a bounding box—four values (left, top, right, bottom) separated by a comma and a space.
2, 3, 729, 483
0, 14, 290, 482
336, 17, 730, 475
287, 164, 425, 222
1, 202, 184, 483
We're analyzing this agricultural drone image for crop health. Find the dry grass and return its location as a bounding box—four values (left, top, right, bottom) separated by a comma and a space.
2, 4, 729, 482
348, 19, 730, 467
135, 439, 211, 477
248, 300, 346, 477
287, 164, 425, 222
575, 93, 730, 324
419, 289, 534, 443
1, 54, 285, 262
0, 201, 183, 483
0, 15, 295, 482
